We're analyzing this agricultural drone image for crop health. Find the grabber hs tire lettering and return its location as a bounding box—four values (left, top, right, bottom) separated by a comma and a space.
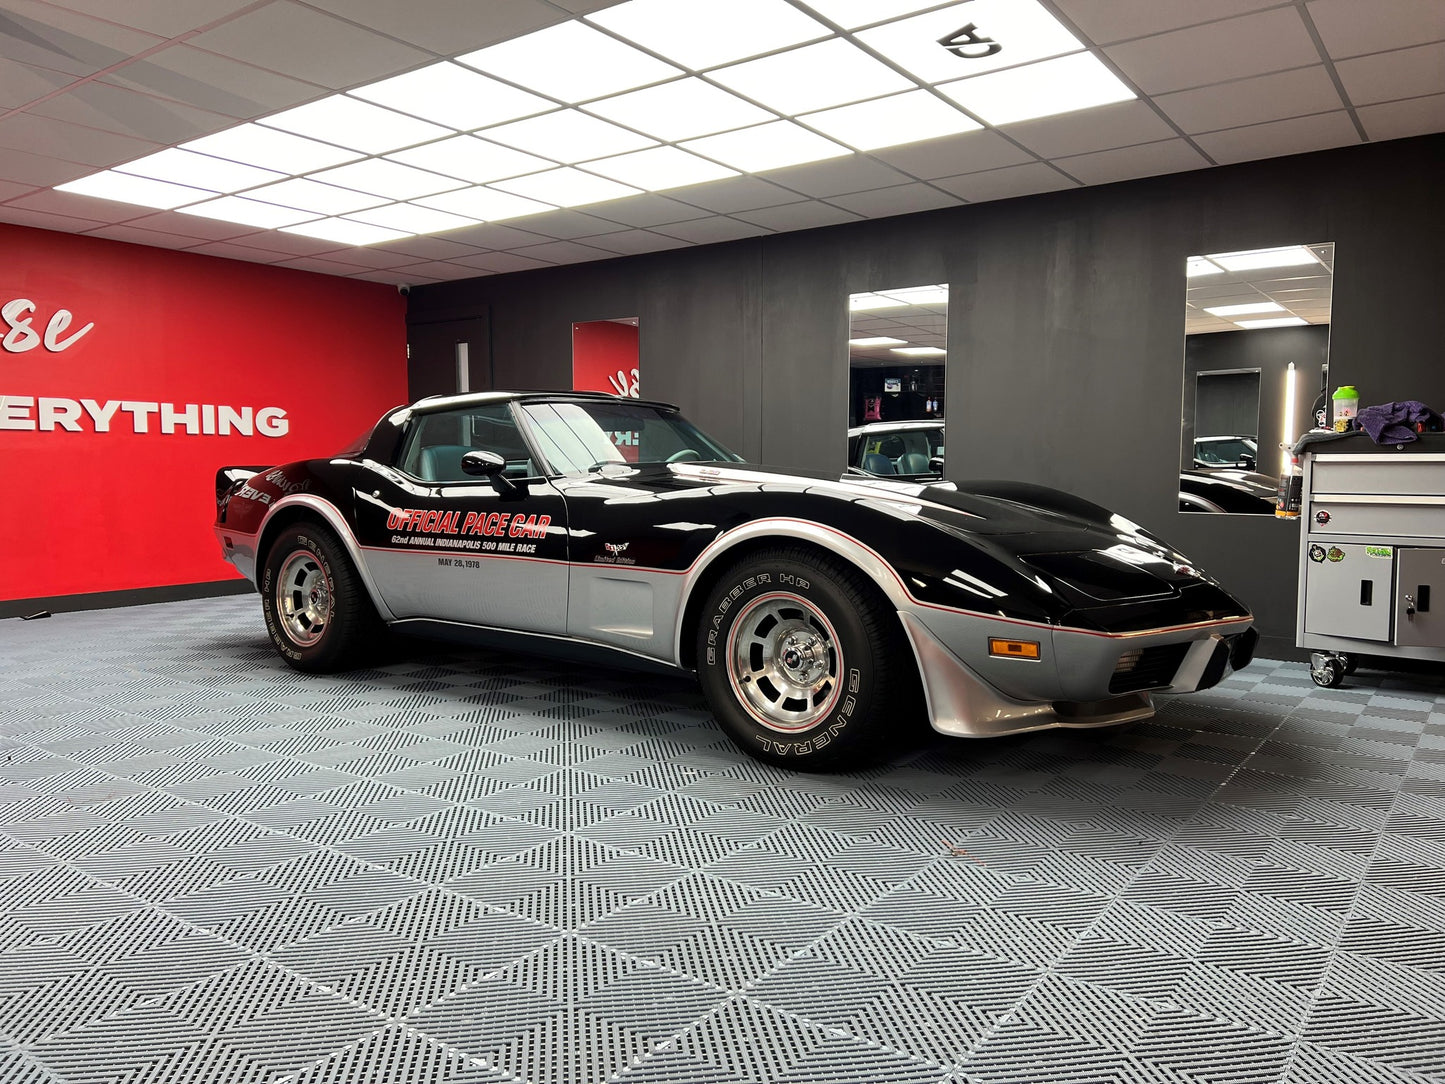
261, 521, 381, 672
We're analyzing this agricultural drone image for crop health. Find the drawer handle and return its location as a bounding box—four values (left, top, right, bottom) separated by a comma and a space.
1419, 585, 1431, 613
1361, 580, 1373, 606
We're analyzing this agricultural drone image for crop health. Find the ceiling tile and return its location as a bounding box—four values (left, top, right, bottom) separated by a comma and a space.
0, 113, 158, 167
732, 200, 862, 231
102, 46, 322, 119
583, 193, 712, 228
47, 1, 262, 38
383, 259, 481, 279
1307, 0, 1445, 60
0, 148, 94, 187
499, 209, 630, 240
1356, 94, 1445, 142
4, 187, 150, 222
1155, 66, 1344, 134
81, 222, 204, 248
184, 240, 289, 263
932, 161, 1079, 202
0, 204, 111, 232
1192, 110, 1360, 164
1052, 138, 1210, 185
826, 183, 961, 218
1105, 8, 1321, 95
353, 268, 443, 284
187, 2, 431, 90
0, 59, 73, 110
582, 229, 692, 255
121, 208, 259, 240
1049, 0, 1288, 45
433, 222, 550, 249
210, 230, 353, 258
867, 129, 1035, 180
371, 235, 479, 261
1001, 100, 1175, 158
274, 255, 377, 275
1335, 43, 1445, 107
302, 0, 567, 55
509, 240, 617, 264
461, 252, 553, 273
757, 155, 912, 198
30, 83, 237, 146
310, 244, 420, 269
665, 176, 806, 214
0, 2, 160, 79
652, 216, 770, 244
0, 177, 37, 200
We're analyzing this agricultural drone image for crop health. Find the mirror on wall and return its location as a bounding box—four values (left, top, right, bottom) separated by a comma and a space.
1179, 244, 1333, 514
845, 284, 948, 481
573, 316, 640, 459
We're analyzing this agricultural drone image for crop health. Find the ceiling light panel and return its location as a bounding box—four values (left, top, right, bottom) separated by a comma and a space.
177, 196, 317, 229
1212, 246, 1320, 271
850, 293, 910, 310
857, 0, 1084, 84
802, 90, 980, 150
494, 167, 641, 207
387, 135, 555, 184
283, 219, 411, 246
346, 203, 479, 235
181, 124, 362, 174
680, 120, 851, 172
114, 149, 285, 193
799, 0, 946, 30
849, 336, 907, 345
709, 38, 914, 116
587, 0, 831, 70
56, 171, 214, 210
1204, 302, 1285, 316
1186, 256, 1224, 277
582, 146, 738, 190
458, 21, 682, 103
244, 177, 387, 215
585, 79, 774, 141
1236, 317, 1308, 328
350, 62, 553, 131
938, 53, 1135, 126
308, 159, 465, 200
893, 346, 946, 356
258, 95, 452, 154
418, 186, 556, 222
482, 110, 656, 162
881, 285, 949, 305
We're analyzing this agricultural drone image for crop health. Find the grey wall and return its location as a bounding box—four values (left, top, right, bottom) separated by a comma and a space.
407, 133, 1445, 641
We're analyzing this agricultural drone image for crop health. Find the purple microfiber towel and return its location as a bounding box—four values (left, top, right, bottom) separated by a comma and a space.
1354, 400, 1443, 444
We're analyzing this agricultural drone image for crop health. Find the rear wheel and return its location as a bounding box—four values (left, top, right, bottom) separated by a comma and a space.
694, 547, 919, 770
261, 523, 380, 672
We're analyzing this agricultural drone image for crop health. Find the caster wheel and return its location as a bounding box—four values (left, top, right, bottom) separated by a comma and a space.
1339, 653, 1359, 676
1310, 657, 1345, 688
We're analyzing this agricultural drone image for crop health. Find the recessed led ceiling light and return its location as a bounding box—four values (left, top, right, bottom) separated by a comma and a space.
113, 149, 285, 193
587, 0, 831, 70
417, 186, 556, 222
1236, 317, 1309, 329
857, 0, 1084, 84
709, 38, 914, 116
258, 94, 451, 154
482, 110, 656, 163
1212, 246, 1320, 271
580, 147, 738, 191
346, 203, 479, 235
282, 218, 412, 246
1187, 256, 1224, 277
1204, 302, 1285, 317
308, 159, 465, 201
892, 346, 946, 356
849, 336, 907, 346
801, 90, 980, 151
850, 293, 910, 310
180, 124, 361, 174
242, 177, 386, 215
679, 120, 850, 173
56, 170, 213, 210
881, 285, 949, 305
494, 167, 641, 208
176, 196, 316, 228
458, 21, 681, 103
799, 0, 946, 30
938, 52, 1134, 126
584, 79, 773, 142
387, 135, 555, 184
349, 62, 553, 131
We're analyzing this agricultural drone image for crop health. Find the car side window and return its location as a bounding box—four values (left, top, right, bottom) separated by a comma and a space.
397, 404, 535, 482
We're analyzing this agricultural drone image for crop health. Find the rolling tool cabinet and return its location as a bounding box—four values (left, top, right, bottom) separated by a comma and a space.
1297, 434, 1445, 686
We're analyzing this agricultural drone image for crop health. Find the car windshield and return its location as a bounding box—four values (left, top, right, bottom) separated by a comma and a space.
855, 427, 945, 476
520, 400, 743, 474
1195, 437, 1257, 465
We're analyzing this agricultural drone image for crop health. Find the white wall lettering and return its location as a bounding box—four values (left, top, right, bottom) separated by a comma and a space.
0, 395, 288, 437
2, 299, 94, 353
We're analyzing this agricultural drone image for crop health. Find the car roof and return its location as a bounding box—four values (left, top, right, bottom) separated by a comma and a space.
847, 419, 945, 437
408, 390, 681, 415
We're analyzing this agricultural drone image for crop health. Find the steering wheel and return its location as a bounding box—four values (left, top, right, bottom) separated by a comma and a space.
667, 449, 702, 464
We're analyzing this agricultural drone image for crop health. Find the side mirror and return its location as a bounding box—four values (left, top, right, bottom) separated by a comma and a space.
928, 456, 945, 474
1239, 453, 1256, 471
461, 450, 505, 477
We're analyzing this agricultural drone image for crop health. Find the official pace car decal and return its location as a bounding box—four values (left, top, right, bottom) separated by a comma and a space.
385, 507, 552, 556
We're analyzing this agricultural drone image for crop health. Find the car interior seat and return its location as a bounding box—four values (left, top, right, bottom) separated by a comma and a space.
418, 444, 474, 482
862, 452, 895, 475
877, 435, 906, 461
897, 452, 931, 475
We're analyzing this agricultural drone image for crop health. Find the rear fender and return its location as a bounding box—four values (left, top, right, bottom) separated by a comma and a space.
257, 494, 396, 622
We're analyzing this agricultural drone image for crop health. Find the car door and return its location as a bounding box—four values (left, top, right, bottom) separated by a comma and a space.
356, 401, 569, 633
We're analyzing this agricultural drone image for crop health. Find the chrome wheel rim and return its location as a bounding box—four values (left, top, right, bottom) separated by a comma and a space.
276, 549, 331, 647
727, 592, 842, 731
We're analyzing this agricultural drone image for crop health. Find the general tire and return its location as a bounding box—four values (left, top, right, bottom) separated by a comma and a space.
694, 546, 919, 770
261, 522, 380, 673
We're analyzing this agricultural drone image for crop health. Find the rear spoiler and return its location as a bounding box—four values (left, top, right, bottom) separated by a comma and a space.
216, 466, 270, 500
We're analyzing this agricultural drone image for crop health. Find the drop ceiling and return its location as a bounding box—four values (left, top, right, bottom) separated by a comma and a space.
0, 0, 1441, 287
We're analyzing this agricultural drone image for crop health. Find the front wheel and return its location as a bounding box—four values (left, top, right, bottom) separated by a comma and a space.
694, 547, 919, 770
261, 523, 380, 672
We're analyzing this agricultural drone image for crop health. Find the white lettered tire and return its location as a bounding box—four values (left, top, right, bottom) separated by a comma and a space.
261, 523, 380, 672
695, 547, 918, 769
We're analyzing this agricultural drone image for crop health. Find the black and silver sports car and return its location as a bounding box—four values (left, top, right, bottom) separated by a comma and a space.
214, 391, 1256, 769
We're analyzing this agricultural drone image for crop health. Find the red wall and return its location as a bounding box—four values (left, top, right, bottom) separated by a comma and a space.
1, 224, 407, 601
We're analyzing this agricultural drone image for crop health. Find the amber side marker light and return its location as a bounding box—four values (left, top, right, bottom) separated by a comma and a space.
989, 638, 1041, 660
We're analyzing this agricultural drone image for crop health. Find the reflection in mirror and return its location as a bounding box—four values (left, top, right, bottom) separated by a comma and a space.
573, 316, 640, 460
846, 284, 948, 481
1180, 244, 1333, 515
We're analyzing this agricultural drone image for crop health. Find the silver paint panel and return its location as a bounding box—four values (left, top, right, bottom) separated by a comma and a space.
569, 563, 686, 663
